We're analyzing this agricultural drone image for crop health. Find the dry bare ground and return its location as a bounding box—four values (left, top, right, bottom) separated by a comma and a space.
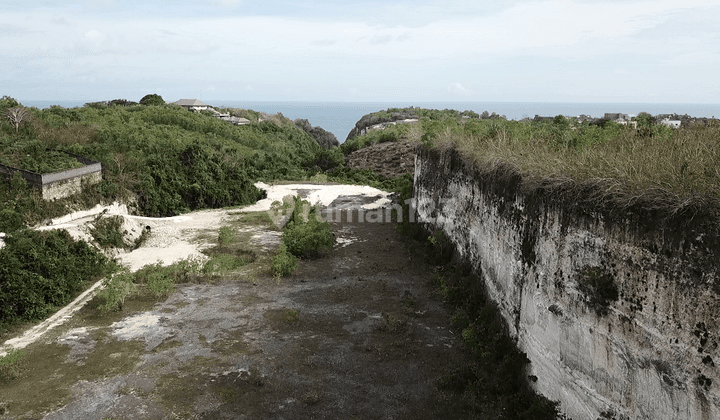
0, 184, 473, 419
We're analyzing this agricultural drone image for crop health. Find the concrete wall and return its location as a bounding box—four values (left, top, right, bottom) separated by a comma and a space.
414, 147, 720, 420
0, 152, 102, 200
41, 171, 102, 201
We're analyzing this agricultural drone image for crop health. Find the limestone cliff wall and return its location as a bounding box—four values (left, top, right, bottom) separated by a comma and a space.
414, 147, 720, 420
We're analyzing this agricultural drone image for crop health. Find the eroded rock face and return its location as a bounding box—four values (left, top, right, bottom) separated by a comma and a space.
294, 118, 339, 149
414, 147, 720, 420
345, 140, 417, 179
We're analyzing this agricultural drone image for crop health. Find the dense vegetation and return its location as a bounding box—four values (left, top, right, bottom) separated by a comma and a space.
0, 94, 333, 330
0, 95, 328, 229
0, 229, 114, 327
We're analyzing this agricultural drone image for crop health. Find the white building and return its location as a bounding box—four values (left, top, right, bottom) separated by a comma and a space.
661, 118, 682, 129
172, 99, 210, 112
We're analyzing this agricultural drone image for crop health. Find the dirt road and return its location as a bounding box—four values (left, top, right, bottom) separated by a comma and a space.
0, 189, 470, 419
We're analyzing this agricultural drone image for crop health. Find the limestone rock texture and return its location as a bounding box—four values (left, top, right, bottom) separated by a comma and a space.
414, 147, 720, 420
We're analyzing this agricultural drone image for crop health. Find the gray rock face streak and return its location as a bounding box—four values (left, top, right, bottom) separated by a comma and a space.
413, 147, 720, 420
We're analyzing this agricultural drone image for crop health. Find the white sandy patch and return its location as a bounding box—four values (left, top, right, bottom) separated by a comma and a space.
56, 327, 94, 345
111, 313, 167, 341
241, 182, 392, 212
118, 243, 208, 272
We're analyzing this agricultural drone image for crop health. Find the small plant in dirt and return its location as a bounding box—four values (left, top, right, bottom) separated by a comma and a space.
0, 349, 24, 381
100, 258, 207, 310
146, 269, 175, 297
427, 230, 453, 265
376, 312, 409, 333
202, 252, 253, 275
271, 244, 298, 277
284, 309, 299, 323
229, 211, 275, 227
99, 270, 138, 311
401, 290, 416, 308
217, 226, 235, 247
89, 214, 128, 249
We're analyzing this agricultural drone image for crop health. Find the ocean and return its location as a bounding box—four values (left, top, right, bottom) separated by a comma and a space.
21, 100, 720, 143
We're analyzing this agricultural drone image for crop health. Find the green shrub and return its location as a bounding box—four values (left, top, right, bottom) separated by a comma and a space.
0, 348, 24, 381
281, 197, 333, 258
271, 244, 298, 277
306, 147, 344, 172
134, 258, 204, 290
282, 218, 334, 258
146, 269, 174, 297
89, 214, 127, 249
0, 209, 23, 233
217, 226, 235, 247
0, 229, 112, 325
202, 253, 251, 275
99, 270, 138, 311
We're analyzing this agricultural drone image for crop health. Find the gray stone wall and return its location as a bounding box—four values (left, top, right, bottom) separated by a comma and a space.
0, 152, 102, 200
42, 171, 102, 201
414, 147, 720, 420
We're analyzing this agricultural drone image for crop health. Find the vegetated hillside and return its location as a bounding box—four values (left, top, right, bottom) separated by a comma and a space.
343, 106, 720, 225
428, 112, 720, 226
0, 95, 331, 229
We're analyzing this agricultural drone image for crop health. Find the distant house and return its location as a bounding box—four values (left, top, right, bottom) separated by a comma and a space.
172, 99, 210, 112
661, 118, 682, 129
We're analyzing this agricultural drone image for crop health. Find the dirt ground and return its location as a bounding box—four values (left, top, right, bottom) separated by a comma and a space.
0, 192, 471, 420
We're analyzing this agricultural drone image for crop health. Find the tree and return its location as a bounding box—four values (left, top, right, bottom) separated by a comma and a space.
0, 95, 20, 110
139, 94, 165, 106
5, 107, 29, 132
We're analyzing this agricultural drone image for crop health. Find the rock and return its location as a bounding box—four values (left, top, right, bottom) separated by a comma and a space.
345, 139, 417, 178
294, 118, 339, 149
415, 146, 720, 420
346, 110, 419, 142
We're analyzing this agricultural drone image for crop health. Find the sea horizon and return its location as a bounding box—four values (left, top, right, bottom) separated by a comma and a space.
19, 99, 720, 142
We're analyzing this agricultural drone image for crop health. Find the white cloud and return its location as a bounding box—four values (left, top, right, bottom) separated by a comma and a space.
208, 0, 242, 8
2, 0, 720, 101
447, 82, 472, 97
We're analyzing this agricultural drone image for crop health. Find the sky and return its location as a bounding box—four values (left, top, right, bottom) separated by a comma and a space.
2, 0, 720, 104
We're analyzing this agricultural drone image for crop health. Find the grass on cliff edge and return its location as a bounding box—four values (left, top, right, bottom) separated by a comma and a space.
425, 117, 720, 218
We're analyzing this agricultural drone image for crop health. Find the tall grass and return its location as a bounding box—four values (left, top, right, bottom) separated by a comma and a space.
433, 119, 720, 216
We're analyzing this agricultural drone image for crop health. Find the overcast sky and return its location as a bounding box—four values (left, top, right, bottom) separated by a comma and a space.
2, 0, 720, 103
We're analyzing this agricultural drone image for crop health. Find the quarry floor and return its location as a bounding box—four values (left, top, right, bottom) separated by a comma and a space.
0, 184, 471, 420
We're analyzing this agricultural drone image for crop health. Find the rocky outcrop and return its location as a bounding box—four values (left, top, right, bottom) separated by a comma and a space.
346, 110, 419, 142
345, 140, 416, 178
414, 147, 720, 420
294, 118, 339, 149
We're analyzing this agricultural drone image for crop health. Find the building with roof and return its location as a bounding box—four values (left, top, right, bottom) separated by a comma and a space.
172, 99, 210, 112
